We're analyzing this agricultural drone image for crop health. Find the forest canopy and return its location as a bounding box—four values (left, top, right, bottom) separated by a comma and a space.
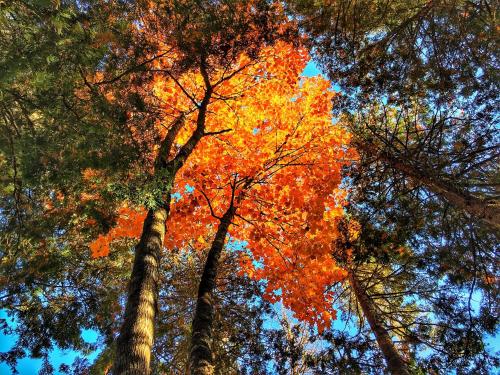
0, 1, 498, 374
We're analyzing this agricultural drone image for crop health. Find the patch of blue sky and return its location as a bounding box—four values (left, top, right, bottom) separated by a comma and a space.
0, 310, 101, 374
171, 191, 182, 202
225, 237, 248, 252
301, 60, 342, 94
302, 60, 322, 78
262, 301, 286, 330
81, 329, 98, 344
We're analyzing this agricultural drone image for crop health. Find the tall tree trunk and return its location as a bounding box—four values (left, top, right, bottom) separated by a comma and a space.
113, 81, 212, 374
189, 206, 235, 375
113, 205, 169, 374
358, 141, 500, 229
389, 157, 499, 230
348, 270, 410, 375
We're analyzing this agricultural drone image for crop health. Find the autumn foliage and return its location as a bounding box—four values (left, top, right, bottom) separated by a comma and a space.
89, 41, 356, 330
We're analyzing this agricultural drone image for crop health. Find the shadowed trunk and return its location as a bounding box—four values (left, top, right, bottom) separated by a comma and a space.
358, 141, 499, 230
389, 157, 499, 229
348, 270, 410, 375
189, 206, 236, 375
113, 206, 169, 374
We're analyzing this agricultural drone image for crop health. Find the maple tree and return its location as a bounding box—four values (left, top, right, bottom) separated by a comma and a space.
78, 2, 298, 373
90, 39, 355, 373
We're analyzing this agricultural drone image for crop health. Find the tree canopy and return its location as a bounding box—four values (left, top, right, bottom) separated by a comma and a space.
0, 1, 498, 374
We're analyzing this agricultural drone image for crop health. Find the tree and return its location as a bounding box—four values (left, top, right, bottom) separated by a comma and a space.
0, 1, 137, 370
280, 5, 498, 369
189, 193, 238, 375
270, 212, 498, 374
347, 269, 410, 375
2, 1, 497, 373
93, 40, 354, 372
287, 0, 500, 230
152, 248, 272, 375
0, 0, 293, 372
81, 2, 295, 373
263, 312, 320, 375
85, 246, 272, 375
315, 181, 499, 374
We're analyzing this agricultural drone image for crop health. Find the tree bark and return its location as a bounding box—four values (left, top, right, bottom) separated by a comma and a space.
113, 82, 213, 374
189, 206, 235, 375
348, 270, 410, 375
389, 157, 499, 230
113, 206, 169, 375
358, 141, 500, 230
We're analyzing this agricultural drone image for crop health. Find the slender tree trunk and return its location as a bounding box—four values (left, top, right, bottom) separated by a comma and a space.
389, 157, 499, 229
113, 205, 169, 375
348, 270, 410, 375
189, 206, 235, 375
358, 141, 500, 229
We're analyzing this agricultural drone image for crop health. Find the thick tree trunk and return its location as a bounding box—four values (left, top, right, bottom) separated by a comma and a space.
112, 77, 213, 374
189, 207, 235, 375
113, 206, 169, 375
348, 270, 410, 375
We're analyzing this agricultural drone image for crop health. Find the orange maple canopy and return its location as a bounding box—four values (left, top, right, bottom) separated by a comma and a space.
89, 41, 357, 330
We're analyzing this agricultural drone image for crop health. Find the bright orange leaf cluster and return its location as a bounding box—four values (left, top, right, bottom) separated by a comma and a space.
89, 41, 357, 330
90, 206, 146, 258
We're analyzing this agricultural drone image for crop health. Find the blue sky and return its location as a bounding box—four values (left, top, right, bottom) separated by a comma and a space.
0, 310, 100, 374
302, 60, 321, 77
